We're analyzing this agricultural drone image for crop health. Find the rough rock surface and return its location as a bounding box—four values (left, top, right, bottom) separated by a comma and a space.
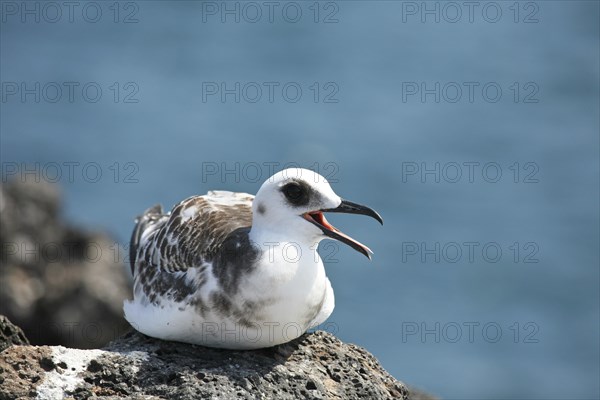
0, 179, 131, 348
0, 315, 29, 352
0, 319, 427, 400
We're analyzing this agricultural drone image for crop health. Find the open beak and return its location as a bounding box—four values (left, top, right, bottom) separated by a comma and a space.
302, 199, 383, 259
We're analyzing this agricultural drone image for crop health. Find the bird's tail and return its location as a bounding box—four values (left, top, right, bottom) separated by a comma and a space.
129, 204, 167, 275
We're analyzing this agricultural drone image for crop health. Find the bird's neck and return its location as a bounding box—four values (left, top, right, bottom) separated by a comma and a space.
248, 225, 324, 270
249, 217, 322, 254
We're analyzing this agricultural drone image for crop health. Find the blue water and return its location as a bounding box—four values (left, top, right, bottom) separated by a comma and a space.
1, 2, 598, 398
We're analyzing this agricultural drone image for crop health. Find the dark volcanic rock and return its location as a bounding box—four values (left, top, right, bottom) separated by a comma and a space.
0, 179, 130, 349
0, 329, 423, 400
0, 315, 29, 352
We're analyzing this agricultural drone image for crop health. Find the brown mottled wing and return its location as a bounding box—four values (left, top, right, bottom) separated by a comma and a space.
131, 191, 254, 274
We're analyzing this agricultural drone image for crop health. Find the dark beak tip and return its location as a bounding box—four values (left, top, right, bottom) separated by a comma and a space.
362, 247, 374, 260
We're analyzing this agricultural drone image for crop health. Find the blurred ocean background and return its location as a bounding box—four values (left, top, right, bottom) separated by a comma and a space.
1, 1, 598, 398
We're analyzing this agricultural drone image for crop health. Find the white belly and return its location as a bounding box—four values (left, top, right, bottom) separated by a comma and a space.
124, 242, 335, 349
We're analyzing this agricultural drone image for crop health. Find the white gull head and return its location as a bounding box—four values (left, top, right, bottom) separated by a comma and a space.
250, 168, 383, 259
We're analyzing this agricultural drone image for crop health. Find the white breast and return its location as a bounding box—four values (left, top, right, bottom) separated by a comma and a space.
124, 241, 334, 349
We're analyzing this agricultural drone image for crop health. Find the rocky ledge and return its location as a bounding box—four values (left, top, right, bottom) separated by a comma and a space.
0, 316, 435, 400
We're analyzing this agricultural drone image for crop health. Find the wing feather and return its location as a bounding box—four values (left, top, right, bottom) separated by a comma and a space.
131, 191, 254, 275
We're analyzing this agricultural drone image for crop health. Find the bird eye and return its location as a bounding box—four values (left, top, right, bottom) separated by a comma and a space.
283, 183, 302, 200
282, 182, 308, 206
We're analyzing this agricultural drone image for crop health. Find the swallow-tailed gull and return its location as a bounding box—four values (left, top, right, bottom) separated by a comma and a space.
123, 168, 382, 349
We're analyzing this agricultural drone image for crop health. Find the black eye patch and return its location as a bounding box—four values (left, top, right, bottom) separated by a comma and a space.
281, 181, 310, 206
